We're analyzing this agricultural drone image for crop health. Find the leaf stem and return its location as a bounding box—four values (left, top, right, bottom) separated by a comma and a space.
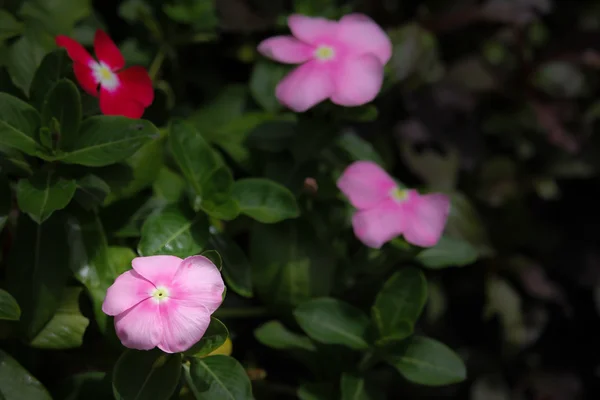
148, 48, 166, 81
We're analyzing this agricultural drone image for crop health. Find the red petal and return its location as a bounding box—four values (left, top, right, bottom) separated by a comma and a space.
73, 63, 99, 96
93, 29, 124, 71
56, 35, 94, 65
117, 66, 154, 107
99, 87, 145, 119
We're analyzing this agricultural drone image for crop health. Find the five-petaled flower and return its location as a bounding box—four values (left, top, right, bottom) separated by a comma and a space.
337, 161, 451, 249
56, 29, 154, 119
102, 255, 225, 353
257, 13, 392, 112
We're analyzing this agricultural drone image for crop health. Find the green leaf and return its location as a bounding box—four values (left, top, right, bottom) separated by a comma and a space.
340, 374, 375, 400
118, 0, 153, 24
29, 287, 89, 349
417, 236, 478, 269
336, 132, 385, 165
209, 233, 253, 298
6, 214, 71, 339
0, 349, 52, 400
294, 298, 370, 350
74, 174, 111, 210
57, 116, 159, 166
112, 350, 182, 400
0, 10, 24, 41
254, 320, 316, 351
7, 28, 54, 94
18, 0, 91, 36
16, 169, 76, 224
29, 49, 71, 110
55, 372, 113, 400
186, 355, 253, 400
163, 0, 218, 30
0, 92, 43, 156
445, 192, 495, 257
189, 85, 247, 130
298, 383, 337, 400
41, 79, 81, 150
0, 175, 10, 232
201, 250, 222, 270
371, 267, 427, 345
153, 167, 186, 204
0, 289, 20, 321
184, 317, 229, 357
232, 178, 300, 223
385, 336, 466, 386
138, 204, 209, 257
250, 60, 288, 113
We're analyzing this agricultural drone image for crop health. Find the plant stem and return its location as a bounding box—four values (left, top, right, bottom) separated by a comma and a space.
148, 48, 166, 81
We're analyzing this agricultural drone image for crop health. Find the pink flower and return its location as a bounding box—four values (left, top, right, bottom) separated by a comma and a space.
257, 14, 392, 112
337, 161, 450, 249
56, 29, 154, 119
102, 255, 225, 353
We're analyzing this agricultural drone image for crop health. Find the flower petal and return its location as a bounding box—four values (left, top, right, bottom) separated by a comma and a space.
158, 300, 211, 353
258, 36, 314, 64
114, 298, 162, 350
288, 14, 338, 44
73, 62, 99, 96
99, 86, 146, 118
352, 199, 404, 249
276, 61, 334, 112
170, 256, 225, 313
56, 35, 94, 65
337, 13, 392, 64
330, 54, 384, 107
337, 161, 397, 209
116, 66, 154, 107
102, 270, 154, 316
131, 256, 182, 287
94, 29, 124, 71
403, 193, 451, 247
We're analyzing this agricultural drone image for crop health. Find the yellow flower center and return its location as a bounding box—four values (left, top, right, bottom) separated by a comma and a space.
98, 66, 113, 81
314, 45, 335, 61
390, 187, 408, 202
151, 287, 170, 302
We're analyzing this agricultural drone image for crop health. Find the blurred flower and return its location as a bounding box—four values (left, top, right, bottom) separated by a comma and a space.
257, 14, 392, 112
102, 255, 225, 353
56, 29, 154, 118
337, 161, 450, 248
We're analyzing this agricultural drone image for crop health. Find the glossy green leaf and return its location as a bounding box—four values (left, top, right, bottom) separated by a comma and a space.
417, 236, 479, 269
232, 178, 300, 223
0, 92, 43, 156
184, 317, 229, 357
385, 336, 466, 386
29, 287, 89, 349
56, 116, 159, 166
371, 267, 427, 345
250, 60, 288, 113
153, 167, 186, 204
112, 350, 182, 400
201, 249, 222, 270
29, 49, 71, 110
41, 79, 81, 150
0, 289, 20, 321
340, 374, 376, 400
186, 355, 253, 400
336, 132, 384, 165
294, 298, 370, 350
0, 349, 52, 400
209, 233, 253, 298
6, 214, 71, 339
138, 204, 209, 257
254, 320, 316, 351
0, 10, 24, 41
19, 0, 91, 36
7, 30, 54, 94
74, 174, 111, 210
16, 169, 76, 224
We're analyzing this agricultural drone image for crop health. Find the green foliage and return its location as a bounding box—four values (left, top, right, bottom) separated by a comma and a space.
185, 355, 253, 399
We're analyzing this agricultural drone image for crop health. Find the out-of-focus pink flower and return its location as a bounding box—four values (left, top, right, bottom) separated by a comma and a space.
56, 29, 154, 119
102, 255, 225, 353
257, 14, 392, 112
337, 161, 450, 249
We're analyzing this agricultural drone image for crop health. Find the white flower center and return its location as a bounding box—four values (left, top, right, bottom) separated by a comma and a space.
90, 61, 119, 92
151, 286, 170, 303
314, 45, 335, 61
390, 187, 408, 203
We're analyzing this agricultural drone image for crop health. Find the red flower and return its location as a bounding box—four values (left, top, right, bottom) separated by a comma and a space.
56, 30, 154, 119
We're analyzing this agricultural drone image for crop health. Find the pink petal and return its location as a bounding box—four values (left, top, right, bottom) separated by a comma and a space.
288, 14, 338, 44
170, 256, 225, 313
102, 270, 154, 316
330, 54, 384, 107
337, 13, 392, 64
352, 199, 404, 249
276, 61, 334, 112
114, 299, 162, 350
157, 300, 211, 353
258, 36, 314, 64
93, 29, 124, 71
337, 161, 397, 209
99, 86, 146, 118
117, 66, 154, 107
131, 256, 183, 287
55, 35, 94, 65
403, 193, 451, 247
73, 62, 99, 96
